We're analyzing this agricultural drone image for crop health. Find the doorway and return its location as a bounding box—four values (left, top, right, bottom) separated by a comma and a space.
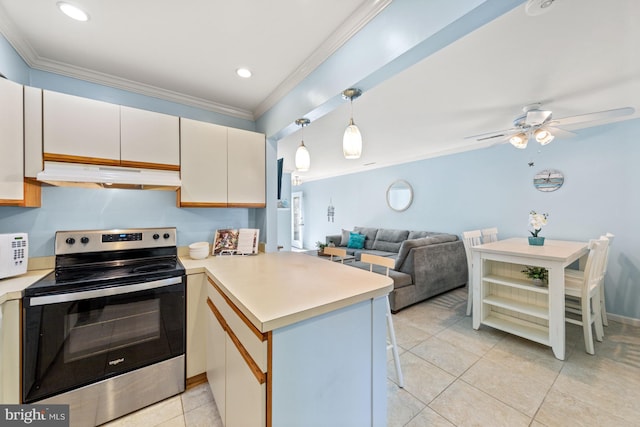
291, 191, 304, 249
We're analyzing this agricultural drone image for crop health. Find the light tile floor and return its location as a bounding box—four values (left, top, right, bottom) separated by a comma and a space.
104, 287, 640, 426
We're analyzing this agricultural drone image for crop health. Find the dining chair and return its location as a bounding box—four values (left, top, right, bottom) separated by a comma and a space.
481, 227, 499, 243
462, 230, 483, 316
324, 246, 347, 263
565, 233, 614, 327
360, 253, 404, 388
564, 237, 609, 355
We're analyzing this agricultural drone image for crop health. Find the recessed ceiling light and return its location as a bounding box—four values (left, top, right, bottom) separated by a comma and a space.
236, 68, 252, 78
57, 2, 90, 22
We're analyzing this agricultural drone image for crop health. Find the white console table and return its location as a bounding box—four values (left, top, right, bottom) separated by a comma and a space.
471, 238, 588, 360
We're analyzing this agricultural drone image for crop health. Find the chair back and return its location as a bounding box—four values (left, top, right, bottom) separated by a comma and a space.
481, 227, 499, 243
462, 230, 483, 271
600, 233, 615, 275
581, 238, 610, 299
361, 253, 395, 276
324, 246, 347, 263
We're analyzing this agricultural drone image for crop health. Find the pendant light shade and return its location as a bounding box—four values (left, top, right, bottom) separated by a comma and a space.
342, 88, 363, 159
294, 118, 311, 172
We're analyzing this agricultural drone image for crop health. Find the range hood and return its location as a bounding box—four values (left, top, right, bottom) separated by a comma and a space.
36, 162, 181, 190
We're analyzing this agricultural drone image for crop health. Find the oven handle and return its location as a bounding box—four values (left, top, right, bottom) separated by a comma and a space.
28, 276, 183, 306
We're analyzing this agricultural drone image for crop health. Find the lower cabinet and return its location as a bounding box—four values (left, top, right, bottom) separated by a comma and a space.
186, 273, 207, 379
0, 299, 20, 403
206, 276, 267, 427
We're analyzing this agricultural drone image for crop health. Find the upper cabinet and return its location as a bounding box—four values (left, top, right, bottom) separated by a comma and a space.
0, 79, 41, 207
180, 118, 265, 208
43, 90, 121, 164
0, 78, 24, 203
227, 128, 266, 207
43, 91, 179, 171
120, 106, 179, 169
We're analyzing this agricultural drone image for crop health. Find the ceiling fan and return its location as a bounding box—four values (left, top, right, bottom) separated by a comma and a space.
465, 103, 635, 149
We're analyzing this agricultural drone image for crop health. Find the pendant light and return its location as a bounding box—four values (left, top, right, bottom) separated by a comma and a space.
342, 88, 363, 159
294, 118, 311, 172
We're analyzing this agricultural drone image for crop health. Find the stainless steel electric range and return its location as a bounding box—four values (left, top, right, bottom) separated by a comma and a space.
23, 227, 186, 427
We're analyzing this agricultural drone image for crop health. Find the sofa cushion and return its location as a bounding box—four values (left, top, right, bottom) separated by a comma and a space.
395, 235, 459, 270
353, 227, 378, 250
407, 230, 444, 240
372, 229, 409, 253
339, 229, 352, 246
347, 232, 365, 249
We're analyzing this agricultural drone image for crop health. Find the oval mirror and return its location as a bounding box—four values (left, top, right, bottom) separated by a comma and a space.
386, 180, 413, 212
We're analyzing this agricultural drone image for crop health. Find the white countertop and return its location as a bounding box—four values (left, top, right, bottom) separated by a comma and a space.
0, 269, 52, 304
180, 251, 394, 332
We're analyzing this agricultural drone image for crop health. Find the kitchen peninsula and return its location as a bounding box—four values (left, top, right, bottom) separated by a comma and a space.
182, 252, 393, 427
181, 251, 393, 427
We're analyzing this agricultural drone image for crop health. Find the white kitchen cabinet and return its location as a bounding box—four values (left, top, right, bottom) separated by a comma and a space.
206, 276, 267, 426
179, 118, 228, 207
227, 128, 265, 207
0, 78, 24, 203
120, 106, 179, 169
43, 90, 121, 165
186, 273, 207, 380
24, 86, 43, 179
0, 299, 21, 403
206, 299, 226, 423
179, 118, 265, 208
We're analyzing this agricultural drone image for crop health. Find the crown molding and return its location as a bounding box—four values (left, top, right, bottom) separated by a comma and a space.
0, 0, 391, 122
253, 0, 393, 119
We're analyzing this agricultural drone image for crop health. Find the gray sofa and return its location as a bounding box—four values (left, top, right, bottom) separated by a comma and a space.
326, 227, 468, 312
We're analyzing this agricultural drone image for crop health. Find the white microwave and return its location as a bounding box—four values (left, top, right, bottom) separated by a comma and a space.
0, 233, 28, 279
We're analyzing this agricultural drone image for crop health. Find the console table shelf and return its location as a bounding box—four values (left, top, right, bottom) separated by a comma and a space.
482, 274, 549, 294
482, 295, 549, 320
483, 314, 550, 346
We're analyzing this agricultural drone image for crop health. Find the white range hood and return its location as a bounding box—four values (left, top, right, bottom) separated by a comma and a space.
36, 162, 181, 190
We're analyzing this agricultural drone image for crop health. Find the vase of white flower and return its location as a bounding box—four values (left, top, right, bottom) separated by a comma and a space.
528, 210, 549, 246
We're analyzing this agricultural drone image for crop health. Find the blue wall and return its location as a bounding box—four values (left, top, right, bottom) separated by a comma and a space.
0, 187, 249, 257
295, 119, 640, 320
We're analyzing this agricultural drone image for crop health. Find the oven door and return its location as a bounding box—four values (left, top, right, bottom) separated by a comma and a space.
23, 276, 185, 403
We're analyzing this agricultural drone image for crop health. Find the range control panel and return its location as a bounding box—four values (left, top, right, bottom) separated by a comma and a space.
55, 228, 177, 255
0, 233, 28, 279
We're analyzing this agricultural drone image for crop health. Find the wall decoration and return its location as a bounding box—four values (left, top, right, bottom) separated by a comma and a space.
327, 199, 335, 222
533, 169, 564, 192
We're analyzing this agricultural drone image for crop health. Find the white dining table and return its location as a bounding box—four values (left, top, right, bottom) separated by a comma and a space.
471, 238, 589, 360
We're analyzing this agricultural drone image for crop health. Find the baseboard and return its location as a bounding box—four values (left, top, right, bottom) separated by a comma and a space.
186, 372, 208, 389
607, 313, 640, 327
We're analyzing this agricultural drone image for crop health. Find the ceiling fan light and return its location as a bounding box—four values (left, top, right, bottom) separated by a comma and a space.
509, 133, 528, 149
534, 128, 555, 145
343, 120, 362, 159
295, 142, 310, 171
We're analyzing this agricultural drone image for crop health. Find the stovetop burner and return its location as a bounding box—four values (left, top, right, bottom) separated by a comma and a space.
25, 227, 185, 298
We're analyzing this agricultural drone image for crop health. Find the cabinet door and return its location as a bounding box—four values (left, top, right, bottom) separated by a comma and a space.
225, 334, 266, 427
186, 273, 207, 379
24, 86, 43, 178
179, 118, 228, 207
43, 90, 120, 165
120, 106, 179, 169
1, 299, 21, 403
0, 78, 24, 202
227, 128, 265, 207
206, 299, 226, 423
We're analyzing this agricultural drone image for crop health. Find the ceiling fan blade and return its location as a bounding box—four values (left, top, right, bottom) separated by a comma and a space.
550, 107, 635, 127
464, 127, 518, 141
546, 126, 576, 139
525, 109, 552, 126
